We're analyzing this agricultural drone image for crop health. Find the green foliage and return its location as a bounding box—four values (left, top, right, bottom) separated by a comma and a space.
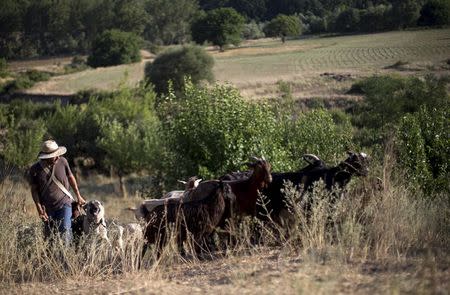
145, 46, 214, 94
144, 0, 200, 45
264, 14, 302, 42
159, 81, 289, 181
419, 0, 450, 26
282, 109, 353, 167
97, 119, 160, 176
351, 75, 449, 147
391, 0, 421, 28
242, 21, 266, 39
397, 105, 450, 194
0, 59, 8, 78
2, 118, 46, 169
45, 103, 85, 160
191, 7, 245, 50
87, 29, 141, 68
334, 8, 361, 33
1, 70, 51, 94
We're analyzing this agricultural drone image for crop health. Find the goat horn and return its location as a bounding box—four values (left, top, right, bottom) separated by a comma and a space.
250, 156, 260, 162
303, 154, 320, 161
261, 155, 266, 161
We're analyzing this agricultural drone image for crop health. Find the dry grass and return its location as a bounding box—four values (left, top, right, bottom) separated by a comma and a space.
18, 28, 450, 100
0, 150, 448, 294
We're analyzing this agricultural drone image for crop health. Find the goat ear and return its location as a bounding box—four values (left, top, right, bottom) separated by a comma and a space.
177, 180, 187, 184
346, 150, 355, 156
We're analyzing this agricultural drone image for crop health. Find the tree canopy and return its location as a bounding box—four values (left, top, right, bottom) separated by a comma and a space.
191, 7, 245, 50
264, 14, 302, 42
145, 45, 214, 94
87, 29, 141, 68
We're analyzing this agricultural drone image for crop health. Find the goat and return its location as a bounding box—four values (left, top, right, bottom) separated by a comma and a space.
163, 176, 202, 199
142, 180, 235, 254
259, 151, 370, 223
219, 157, 272, 227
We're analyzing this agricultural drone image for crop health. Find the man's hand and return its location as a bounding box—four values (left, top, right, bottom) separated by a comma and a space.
39, 211, 49, 222
77, 195, 86, 205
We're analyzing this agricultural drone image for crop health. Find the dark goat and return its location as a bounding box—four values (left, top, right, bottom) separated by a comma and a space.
142, 180, 234, 253
219, 157, 272, 226
259, 152, 370, 223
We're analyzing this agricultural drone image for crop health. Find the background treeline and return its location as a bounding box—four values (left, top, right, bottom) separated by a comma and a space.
2, 0, 449, 59
0, 75, 448, 197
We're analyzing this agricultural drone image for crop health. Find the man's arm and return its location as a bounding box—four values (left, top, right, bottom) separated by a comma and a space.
68, 175, 86, 205
31, 184, 48, 221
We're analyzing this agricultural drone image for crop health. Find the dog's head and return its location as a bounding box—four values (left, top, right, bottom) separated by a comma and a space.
83, 200, 105, 224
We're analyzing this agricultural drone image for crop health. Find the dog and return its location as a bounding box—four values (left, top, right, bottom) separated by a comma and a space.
74, 200, 110, 245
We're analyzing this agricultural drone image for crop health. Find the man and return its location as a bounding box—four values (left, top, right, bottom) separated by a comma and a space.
29, 140, 86, 245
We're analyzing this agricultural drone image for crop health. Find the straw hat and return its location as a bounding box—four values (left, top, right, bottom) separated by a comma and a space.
38, 140, 67, 159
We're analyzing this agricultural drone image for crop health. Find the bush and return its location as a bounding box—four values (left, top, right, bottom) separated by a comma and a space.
282, 109, 353, 167
159, 81, 290, 182
145, 46, 214, 95
334, 8, 360, 33
87, 29, 141, 68
191, 7, 245, 50
242, 21, 265, 39
2, 118, 46, 169
0, 58, 8, 78
419, 0, 450, 26
1, 70, 51, 94
264, 14, 302, 42
397, 105, 449, 194
351, 75, 449, 147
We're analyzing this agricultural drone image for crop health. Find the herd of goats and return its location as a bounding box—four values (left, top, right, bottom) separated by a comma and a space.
68, 151, 370, 256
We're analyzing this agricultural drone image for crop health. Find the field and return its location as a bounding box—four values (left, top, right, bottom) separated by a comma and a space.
16, 28, 450, 100
2, 28, 449, 294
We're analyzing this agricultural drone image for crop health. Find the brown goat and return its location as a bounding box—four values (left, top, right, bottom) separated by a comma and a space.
142, 180, 234, 254
219, 157, 272, 227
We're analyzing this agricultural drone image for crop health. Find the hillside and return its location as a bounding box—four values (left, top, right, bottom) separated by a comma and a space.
17, 28, 450, 100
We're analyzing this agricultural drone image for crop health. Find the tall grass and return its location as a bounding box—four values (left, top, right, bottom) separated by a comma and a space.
0, 151, 448, 285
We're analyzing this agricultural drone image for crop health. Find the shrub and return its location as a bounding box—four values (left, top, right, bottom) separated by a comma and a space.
191, 7, 245, 50
87, 29, 141, 68
264, 14, 302, 42
351, 75, 449, 147
242, 21, 265, 39
145, 46, 214, 94
419, 0, 450, 26
2, 118, 46, 169
159, 81, 290, 182
334, 8, 360, 33
1, 70, 51, 94
0, 58, 8, 78
282, 109, 353, 167
397, 105, 449, 194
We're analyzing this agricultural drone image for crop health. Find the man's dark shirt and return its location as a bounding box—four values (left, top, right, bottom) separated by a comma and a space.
30, 157, 72, 213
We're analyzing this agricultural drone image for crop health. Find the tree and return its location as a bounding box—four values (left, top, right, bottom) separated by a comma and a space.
2, 118, 46, 170
334, 8, 361, 33
114, 0, 149, 35
145, 45, 214, 94
391, 0, 421, 28
191, 7, 245, 50
144, 0, 200, 45
264, 14, 302, 43
87, 29, 141, 68
418, 0, 450, 26
95, 86, 161, 198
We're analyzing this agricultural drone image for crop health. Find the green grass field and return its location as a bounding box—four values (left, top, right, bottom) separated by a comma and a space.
21, 28, 450, 99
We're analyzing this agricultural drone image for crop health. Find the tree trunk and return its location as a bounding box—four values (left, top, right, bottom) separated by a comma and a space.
118, 172, 128, 199
281, 36, 286, 43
